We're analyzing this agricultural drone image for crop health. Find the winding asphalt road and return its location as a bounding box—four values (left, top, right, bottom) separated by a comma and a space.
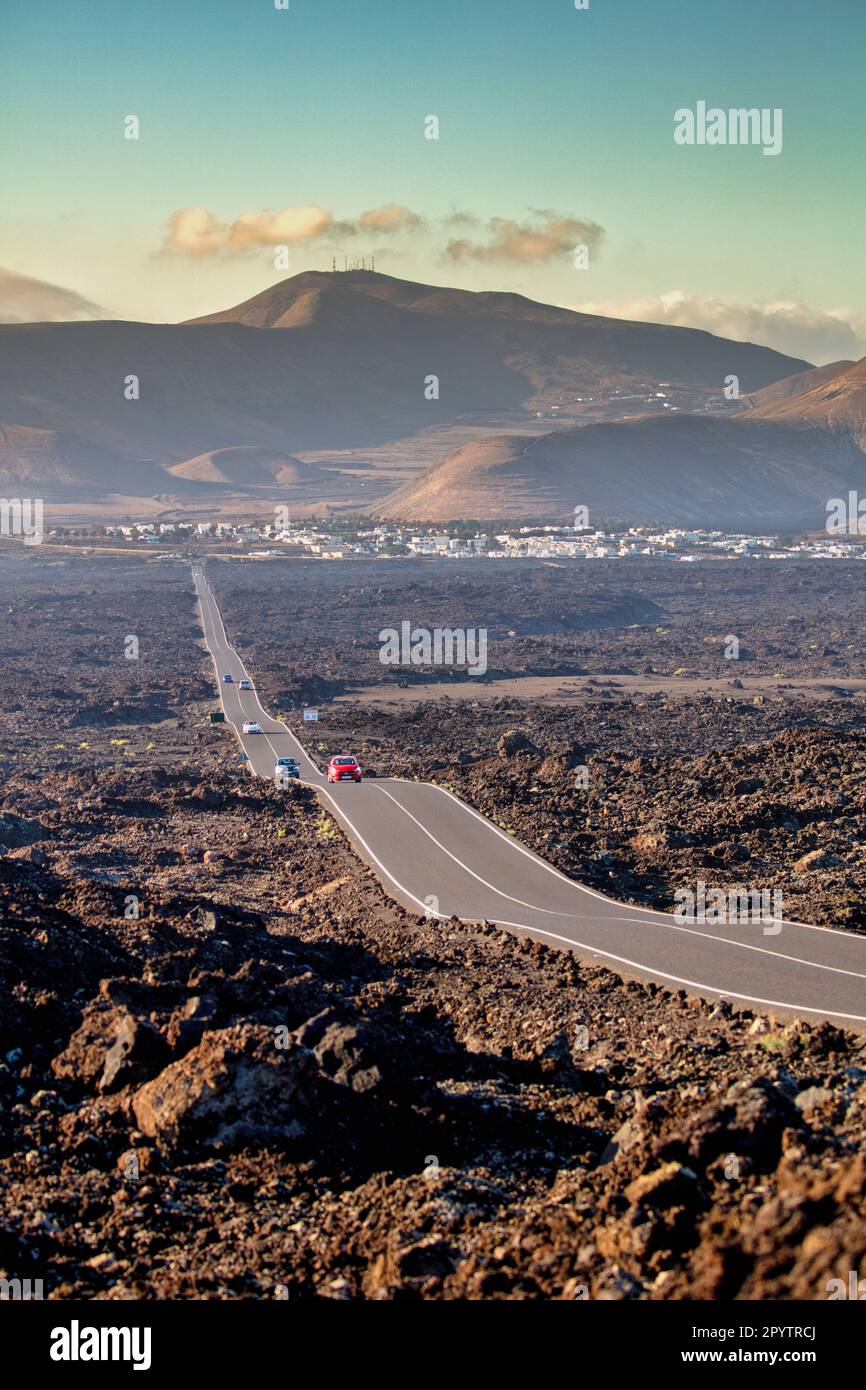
194, 565, 866, 1029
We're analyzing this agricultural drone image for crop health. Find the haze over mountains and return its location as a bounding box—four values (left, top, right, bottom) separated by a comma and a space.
744, 357, 866, 446
379, 358, 866, 528
743, 360, 856, 412
1, 268, 863, 527
166, 446, 323, 488
0, 269, 804, 482
183, 271, 804, 400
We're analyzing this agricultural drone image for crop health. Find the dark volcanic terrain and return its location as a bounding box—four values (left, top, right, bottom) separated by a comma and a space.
211, 555, 866, 697
2, 553, 866, 1300
214, 557, 866, 931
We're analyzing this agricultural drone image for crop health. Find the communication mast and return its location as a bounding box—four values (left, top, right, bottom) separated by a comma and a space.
336, 255, 376, 271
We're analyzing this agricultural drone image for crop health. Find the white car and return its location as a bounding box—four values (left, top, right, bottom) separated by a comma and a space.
274, 757, 301, 778
239, 678, 252, 691
242, 721, 262, 735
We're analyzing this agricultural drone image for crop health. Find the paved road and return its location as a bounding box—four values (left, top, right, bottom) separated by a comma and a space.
194, 565, 866, 1029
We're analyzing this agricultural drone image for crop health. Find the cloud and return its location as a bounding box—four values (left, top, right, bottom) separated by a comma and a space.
228, 205, 334, 248
570, 290, 866, 367
444, 211, 604, 265
358, 204, 425, 235
0, 267, 107, 323
162, 205, 335, 257
158, 203, 608, 271
162, 203, 426, 257
162, 208, 230, 257
443, 210, 481, 229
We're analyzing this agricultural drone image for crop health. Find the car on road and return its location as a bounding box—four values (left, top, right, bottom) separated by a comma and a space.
239, 678, 252, 690
327, 755, 362, 783
242, 721, 262, 735
223, 673, 233, 683
275, 756, 301, 778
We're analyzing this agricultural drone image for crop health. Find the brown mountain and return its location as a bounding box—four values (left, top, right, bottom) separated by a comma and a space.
0, 420, 139, 489
185, 268, 809, 399
166, 446, 323, 488
0, 271, 809, 497
375, 365, 866, 529
743, 360, 855, 410
745, 357, 866, 446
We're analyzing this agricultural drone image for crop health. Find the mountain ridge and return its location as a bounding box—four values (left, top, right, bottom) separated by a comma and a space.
0, 270, 813, 499
374, 360, 866, 528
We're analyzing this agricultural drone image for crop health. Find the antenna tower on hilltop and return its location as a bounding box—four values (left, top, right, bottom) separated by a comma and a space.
333, 255, 376, 272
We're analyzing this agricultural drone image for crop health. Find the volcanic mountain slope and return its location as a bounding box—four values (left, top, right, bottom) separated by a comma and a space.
0, 420, 150, 490
166, 446, 324, 488
744, 360, 855, 411
186, 269, 809, 398
0, 271, 809, 495
374, 402, 866, 529
745, 357, 866, 447
0, 422, 87, 487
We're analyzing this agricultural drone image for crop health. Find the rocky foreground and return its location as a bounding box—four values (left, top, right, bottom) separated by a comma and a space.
2, 755, 866, 1300
2, 553, 866, 1300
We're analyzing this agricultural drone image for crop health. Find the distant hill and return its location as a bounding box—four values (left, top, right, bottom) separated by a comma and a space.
166, 446, 323, 488
0, 420, 143, 489
743, 360, 855, 410
745, 357, 866, 447
0, 270, 809, 498
374, 365, 866, 529
185, 268, 808, 399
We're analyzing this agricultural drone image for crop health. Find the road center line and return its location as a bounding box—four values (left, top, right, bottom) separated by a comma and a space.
192, 566, 866, 1025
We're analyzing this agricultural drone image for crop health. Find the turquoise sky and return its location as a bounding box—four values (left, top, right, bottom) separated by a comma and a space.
1, 0, 863, 358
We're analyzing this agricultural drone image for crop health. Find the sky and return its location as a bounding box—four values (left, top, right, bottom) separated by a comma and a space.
1, 0, 864, 362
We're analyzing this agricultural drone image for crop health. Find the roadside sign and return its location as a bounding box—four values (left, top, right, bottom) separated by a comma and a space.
303, 708, 319, 722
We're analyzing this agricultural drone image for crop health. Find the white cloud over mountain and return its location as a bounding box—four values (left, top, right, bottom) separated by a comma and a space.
571, 290, 866, 367
0, 267, 107, 323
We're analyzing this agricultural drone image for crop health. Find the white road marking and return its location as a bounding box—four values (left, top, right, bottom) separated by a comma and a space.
373, 787, 866, 985
192, 567, 866, 1024
395, 761, 864, 939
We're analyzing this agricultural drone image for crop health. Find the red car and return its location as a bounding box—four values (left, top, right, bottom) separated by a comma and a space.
327, 755, 362, 783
